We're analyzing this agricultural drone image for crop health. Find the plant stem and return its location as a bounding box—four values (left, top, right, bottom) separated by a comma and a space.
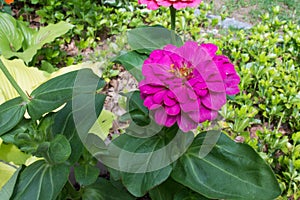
170, 6, 176, 31
0, 59, 30, 103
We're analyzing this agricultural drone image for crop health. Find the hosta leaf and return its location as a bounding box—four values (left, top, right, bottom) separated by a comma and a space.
0, 56, 49, 104
127, 26, 183, 54
0, 15, 73, 63
0, 166, 20, 200
18, 22, 74, 63
0, 97, 26, 136
0, 58, 102, 105
12, 160, 69, 200
0, 13, 23, 56
171, 131, 281, 200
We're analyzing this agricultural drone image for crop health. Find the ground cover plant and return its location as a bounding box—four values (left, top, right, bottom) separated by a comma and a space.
0, 0, 299, 199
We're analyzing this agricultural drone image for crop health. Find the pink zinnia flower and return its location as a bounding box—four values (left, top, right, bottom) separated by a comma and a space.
139, 41, 240, 132
138, 0, 202, 10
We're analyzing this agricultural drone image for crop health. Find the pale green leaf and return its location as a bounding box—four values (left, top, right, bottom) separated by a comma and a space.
0, 13, 23, 55
0, 166, 20, 199
0, 56, 49, 104
89, 110, 116, 141
0, 162, 17, 191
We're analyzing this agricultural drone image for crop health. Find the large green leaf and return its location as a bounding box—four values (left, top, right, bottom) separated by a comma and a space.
82, 178, 134, 200
0, 13, 23, 55
104, 125, 194, 197
0, 166, 20, 200
127, 26, 183, 54
171, 131, 281, 200
27, 68, 103, 120
0, 97, 26, 136
52, 92, 106, 164
0, 13, 73, 63
113, 51, 147, 82
18, 22, 74, 63
12, 160, 69, 200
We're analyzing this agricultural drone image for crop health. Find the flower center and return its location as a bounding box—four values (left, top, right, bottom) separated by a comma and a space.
169, 63, 193, 79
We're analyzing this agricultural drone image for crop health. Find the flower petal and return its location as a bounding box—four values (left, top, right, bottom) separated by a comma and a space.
165, 104, 180, 115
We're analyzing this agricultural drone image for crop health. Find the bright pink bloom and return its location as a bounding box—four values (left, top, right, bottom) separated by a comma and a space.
139, 41, 240, 132
138, 0, 202, 10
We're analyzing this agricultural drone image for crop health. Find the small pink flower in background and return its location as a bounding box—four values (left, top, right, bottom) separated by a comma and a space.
139, 41, 240, 132
138, 0, 202, 10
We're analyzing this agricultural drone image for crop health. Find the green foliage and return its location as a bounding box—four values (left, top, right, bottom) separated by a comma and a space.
0, 97, 26, 136
0, 13, 73, 64
172, 131, 281, 199
0, 0, 298, 199
197, 9, 299, 198
12, 160, 70, 200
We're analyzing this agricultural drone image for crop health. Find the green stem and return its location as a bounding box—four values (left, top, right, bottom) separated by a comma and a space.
0, 59, 30, 103
170, 6, 176, 31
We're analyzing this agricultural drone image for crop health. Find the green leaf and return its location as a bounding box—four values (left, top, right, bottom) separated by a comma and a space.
20, 22, 74, 63
89, 109, 116, 141
127, 26, 183, 54
149, 178, 185, 200
52, 94, 106, 164
0, 142, 30, 165
174, 187, 211, 200
0, 13, 24, 55
12, 160, 69, 200
82, 178, 134, 200
171, 131, 281, 200
17, 21, 36, 50
105, 125, 194, 197
113, 51, 147, 82
0, 16, 74, 63
74, 164, 100, 186
149, 178, 210, 200
121, 90, 150, 126
48, 134, 71, 164
0, 166, 20, 200
0, 97, 26, 136
0, 56, 49, 104
27, 68, 102, 120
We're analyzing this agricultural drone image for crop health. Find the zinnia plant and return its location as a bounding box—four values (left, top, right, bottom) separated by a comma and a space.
0, 0, 282, 199
139, 42, 240, 132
